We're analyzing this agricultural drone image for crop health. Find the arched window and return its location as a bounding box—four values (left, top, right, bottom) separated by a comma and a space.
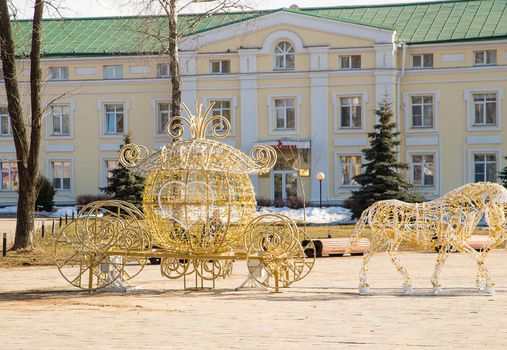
274, 41, 295, 70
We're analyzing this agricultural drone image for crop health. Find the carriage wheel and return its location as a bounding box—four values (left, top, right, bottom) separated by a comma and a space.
193, 259, 233, 281
161, 258, 193, 279
244, 214, 312, 290
55, 200, 150, 290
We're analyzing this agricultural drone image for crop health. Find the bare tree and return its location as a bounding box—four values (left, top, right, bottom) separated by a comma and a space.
126, 0, 253, 125
0, 0, 44, 250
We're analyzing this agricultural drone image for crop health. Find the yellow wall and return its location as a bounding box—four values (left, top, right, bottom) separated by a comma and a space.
1, 19, 507, 205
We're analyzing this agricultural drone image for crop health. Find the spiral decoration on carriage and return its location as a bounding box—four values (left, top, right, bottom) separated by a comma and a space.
55, 103, 315, 292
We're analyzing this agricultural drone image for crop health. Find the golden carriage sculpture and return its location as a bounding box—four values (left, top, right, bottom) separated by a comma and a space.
55, 103, 316, 292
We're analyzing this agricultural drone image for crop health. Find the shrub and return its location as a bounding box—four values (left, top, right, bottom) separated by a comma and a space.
76, 194, 111, 206
36, 176, 55, 212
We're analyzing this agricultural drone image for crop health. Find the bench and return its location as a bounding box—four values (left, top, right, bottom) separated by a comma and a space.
303, 238, 371, 257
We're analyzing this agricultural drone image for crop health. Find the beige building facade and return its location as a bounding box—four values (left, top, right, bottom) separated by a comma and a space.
1, 1, 507, 205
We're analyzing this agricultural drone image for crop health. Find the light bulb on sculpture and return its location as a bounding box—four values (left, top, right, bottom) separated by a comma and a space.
315, 172, 325, 208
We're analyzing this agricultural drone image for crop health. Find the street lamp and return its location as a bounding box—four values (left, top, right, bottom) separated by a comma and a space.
315, 172, 325, 208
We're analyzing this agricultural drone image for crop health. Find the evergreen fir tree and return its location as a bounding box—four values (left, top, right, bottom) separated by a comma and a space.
498, 159, 507, 188
348, 98, 420, 219
101, 134, 145, 207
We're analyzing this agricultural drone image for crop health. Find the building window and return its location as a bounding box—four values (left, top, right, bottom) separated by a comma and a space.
103, 65, 123, 80
274, 98, 296, 130
473, 154, 497, 182
412, 154, 434, 186
412, 54, 433, 68
50, 160, 71, 190
157, 63, 170, 78
48, 67, 69, 81
50, 105, 70, 136
157, 102, 171, 134
1, 162, 18, 191
411, 96, 433, 128
274, 41, 295, 70
340, 155, 361, 186
474, 50, 496, 66
104, 104, 124, 134
340, 55, 361, 69
210, 100, 231, 131
472, 93, 497, 126
210, 60, 230, 74
104, 159, 119, 182
339, 96, 362, 128
0, 106, 11, 136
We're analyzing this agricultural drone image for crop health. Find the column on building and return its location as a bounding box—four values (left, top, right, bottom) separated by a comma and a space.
309, 46, 330, 204
238, 49, 259, 190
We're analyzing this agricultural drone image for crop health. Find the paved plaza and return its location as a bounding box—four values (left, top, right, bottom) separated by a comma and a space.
1, 251, 507, 349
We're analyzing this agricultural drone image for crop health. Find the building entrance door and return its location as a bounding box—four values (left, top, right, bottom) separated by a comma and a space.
273, 170, 298, 202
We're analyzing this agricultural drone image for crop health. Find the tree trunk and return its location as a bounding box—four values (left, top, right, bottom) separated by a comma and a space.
168, 0, 181, 138
0, 0, 44, 251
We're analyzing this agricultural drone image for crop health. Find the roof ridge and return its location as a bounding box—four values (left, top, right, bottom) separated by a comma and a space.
297, 0, 486, 12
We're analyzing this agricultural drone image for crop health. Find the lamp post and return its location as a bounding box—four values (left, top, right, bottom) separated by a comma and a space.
316, 172, 325, 208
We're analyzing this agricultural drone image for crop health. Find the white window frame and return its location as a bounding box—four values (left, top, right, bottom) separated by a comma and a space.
465, 89, 504, 131
406, 150, 440, 195
273, 41, 295, 71
47, 102, 75, 139
103, 65, 123, 80
473, 50, 497, 66
267, 95, 301, 135
151, 99, 171, 136
339, 55, 361, 69
0, 105, 12, 137
0, 160, 18, 192
47, 158, 74, 194
468, 148, 501, 183
99, 157, 120, 188
411, 53, 434, 68
403, 91, 440, 133
209, 60, 231, 74
97, 99, 130, 138
48, 66, 69, 81
332, 92, 368, 134
202, 96, 237, 137
156, 63, 170, 78
334, 151, 363, 194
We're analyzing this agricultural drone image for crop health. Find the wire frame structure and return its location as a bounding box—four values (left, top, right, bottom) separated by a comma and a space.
56, 102, 315, 292
350, 182, 507, 295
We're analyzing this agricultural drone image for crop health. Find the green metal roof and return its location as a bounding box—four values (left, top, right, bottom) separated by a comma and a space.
11, 0, 507, 57
297, 0, 507, 44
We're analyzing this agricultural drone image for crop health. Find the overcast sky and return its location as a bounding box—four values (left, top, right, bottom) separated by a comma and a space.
11, 0, 435, 18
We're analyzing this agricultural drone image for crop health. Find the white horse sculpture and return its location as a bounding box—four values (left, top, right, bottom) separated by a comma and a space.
349, 182, 507, 295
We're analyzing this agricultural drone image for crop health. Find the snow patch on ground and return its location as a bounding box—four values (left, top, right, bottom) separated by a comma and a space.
0, 206, 78, 217
256, 206, 352, 224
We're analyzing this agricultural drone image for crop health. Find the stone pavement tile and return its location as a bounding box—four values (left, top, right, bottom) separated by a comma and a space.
1, 251, 507, 349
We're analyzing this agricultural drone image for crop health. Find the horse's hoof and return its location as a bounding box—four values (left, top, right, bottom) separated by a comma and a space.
477, 282, 485, 291
403, 285, 413, 294
359, 287, 369, 295
485, 285, 495, 295
433, 286, 442, 294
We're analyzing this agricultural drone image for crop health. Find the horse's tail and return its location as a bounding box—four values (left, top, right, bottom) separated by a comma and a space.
347, 207, 371, 254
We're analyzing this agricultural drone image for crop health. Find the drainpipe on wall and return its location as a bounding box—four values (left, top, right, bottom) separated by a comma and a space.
396, 42, 407, 161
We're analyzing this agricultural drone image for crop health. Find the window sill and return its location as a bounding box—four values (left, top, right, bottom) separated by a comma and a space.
272, 68, 295, 72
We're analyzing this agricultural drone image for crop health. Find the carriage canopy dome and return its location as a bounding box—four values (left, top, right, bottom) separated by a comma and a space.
123, 139, 277, 175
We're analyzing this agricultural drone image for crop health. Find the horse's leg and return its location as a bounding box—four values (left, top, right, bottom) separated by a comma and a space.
461, 243, 494, 294
359, 245, 373, 295
431, 248, 448, 294
386, 238, 412, 294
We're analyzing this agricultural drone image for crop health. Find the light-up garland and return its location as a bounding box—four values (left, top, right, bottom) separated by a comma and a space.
56, 102, 315, 292
350, 182, 507, 294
